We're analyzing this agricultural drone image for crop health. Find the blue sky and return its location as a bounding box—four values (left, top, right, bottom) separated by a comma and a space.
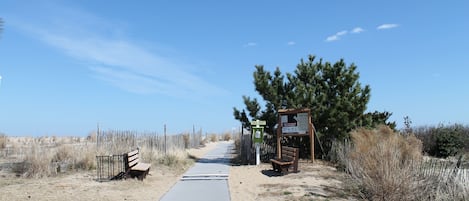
1, 1, 468, 136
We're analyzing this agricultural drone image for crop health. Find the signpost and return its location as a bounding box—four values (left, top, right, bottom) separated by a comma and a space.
277, 108, 315, 162
251, 119, 266, 165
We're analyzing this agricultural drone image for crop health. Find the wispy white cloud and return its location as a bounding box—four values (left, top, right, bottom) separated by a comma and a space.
90, 66, 179, 95
351, 27, 365, 33
326, 30, 347, 42
327, 24, 397, 42
336, 30, 348, 36
287, 41, 296, 46
326, 35, 339, 42
12, 6, 227, 98
377, 23, 399, 30
244, 42, 257, 47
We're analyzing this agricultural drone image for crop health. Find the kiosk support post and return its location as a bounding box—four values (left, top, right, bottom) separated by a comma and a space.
251, 120, 266, 165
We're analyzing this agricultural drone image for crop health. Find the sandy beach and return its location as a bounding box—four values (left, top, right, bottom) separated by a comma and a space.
0, 141, 355, 201
0, 142, 218, 201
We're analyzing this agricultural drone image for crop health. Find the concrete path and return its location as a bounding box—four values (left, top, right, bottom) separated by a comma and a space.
160, 141, 234, 201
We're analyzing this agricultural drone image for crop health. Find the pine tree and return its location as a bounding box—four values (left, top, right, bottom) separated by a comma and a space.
234, 55, 395, 156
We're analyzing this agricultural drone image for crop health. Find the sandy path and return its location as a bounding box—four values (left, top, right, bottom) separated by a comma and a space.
229, 160, 357, 201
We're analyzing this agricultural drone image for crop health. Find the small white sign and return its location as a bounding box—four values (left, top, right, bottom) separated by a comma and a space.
255, 130, 261, 138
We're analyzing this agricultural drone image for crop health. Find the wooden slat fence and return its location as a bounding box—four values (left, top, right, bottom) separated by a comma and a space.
96, 129, 202, 155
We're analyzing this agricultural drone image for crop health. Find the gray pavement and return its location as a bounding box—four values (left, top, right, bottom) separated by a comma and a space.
160, 141, 234, 201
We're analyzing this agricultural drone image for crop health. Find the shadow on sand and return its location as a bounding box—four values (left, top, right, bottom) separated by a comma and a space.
261, 169, 283, 177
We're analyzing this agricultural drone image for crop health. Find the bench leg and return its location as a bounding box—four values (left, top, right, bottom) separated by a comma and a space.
138, 173, 144, 180
292, 164, 298, 173
281, 166, 288, 175
137, 169, 150, 180
272, 163, 281, 172
280, 164, 295, 175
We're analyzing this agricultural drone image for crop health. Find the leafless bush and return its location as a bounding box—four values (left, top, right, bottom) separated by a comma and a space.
222, 132, 232, 141
200, 136, 208, 146
183, 133, 190, 149
0, 133, 6, 149
159, 151, 191, 167
86, 131, 97, 142
72, 144, 96, 170
210, 134, 218, 142
52, 144, 73, 163
335, 126, 421, 200
335, 125, 468, 201
16, 144, 55, 178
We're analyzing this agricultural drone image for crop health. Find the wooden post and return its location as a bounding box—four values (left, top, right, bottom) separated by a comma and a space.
96, 122, 100, 150
277, 114, 282, 159
164, 124, 167, 155
309, 110, 314, 163
192, 124, 195, 148
240, 124, 243, 159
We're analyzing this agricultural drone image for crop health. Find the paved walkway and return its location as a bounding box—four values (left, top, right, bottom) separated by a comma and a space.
160, 141, 234, 201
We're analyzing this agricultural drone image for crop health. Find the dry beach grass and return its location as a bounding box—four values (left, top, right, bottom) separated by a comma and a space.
0, 136, 218, 201
1, 130, 466, 201
332, 126, 469, 201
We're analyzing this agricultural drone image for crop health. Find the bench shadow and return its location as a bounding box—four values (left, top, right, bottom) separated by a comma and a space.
261, 169, 283, 177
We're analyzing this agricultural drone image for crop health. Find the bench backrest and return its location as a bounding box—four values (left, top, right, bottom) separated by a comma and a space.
281, 146, 298, 162
125, 149, 140, 171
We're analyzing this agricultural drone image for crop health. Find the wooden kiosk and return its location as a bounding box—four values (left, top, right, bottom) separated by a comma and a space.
277, 108, 315, 162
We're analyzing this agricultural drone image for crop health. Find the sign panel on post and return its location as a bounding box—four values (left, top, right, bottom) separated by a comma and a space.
251, 120, 266, 165
252, 127, 264, 143
281, 112, 309, 134
251, 120, 266, 143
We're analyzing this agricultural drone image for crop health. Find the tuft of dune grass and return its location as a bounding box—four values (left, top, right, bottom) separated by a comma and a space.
335, 125, 468, 201
0, 133, 6, 149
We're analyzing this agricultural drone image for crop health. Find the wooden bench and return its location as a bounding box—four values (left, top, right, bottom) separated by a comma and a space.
124, 148, 151, 180
270, 146, 299, 174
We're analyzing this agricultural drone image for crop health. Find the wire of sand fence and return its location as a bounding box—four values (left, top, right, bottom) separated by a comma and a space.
95, 129, 203, 155
0, 129, 204, 179
94, 129, 204, 181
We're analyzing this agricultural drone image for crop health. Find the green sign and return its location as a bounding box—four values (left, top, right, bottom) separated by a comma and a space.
251, 120, 266, 143
252, 127, 264, 143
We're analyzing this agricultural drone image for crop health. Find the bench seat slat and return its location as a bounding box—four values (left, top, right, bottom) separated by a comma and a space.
270, 159, 293, 166
131, 162, 151, 171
